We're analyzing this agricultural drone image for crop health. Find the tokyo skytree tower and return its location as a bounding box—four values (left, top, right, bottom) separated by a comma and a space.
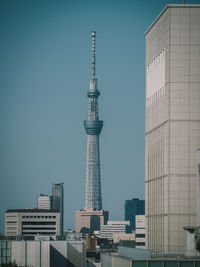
84, 31, 103, 211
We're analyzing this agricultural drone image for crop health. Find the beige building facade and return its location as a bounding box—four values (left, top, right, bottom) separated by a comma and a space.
145, 4, 200, 254
76, 208, 108, 233
5, 209, 60, 236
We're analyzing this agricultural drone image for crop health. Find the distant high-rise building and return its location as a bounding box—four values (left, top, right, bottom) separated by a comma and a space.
124, 198, 145, 232
145, 4, 200, 253
52, 182, 63, 236
37, 194, 52, 209
75, 31, 108, 233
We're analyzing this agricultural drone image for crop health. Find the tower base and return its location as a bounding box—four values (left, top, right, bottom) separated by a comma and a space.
75, 209, 109, 233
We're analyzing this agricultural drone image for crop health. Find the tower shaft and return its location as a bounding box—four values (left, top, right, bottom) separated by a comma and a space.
84, 31, 103, 210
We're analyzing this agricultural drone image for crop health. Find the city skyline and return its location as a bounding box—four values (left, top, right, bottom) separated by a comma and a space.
1, 0, 200, 233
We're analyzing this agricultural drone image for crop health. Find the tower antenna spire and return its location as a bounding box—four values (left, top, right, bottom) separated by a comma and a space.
91, 31, 96, 79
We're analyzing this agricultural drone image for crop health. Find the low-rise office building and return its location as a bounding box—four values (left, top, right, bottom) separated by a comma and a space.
100, 221, 130, 240
5, 209, 60, 236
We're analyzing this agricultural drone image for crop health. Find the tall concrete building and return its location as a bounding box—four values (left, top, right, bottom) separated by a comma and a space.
145, 4, 200, 254
52, 182, 64, 236
76, 32, 108, 233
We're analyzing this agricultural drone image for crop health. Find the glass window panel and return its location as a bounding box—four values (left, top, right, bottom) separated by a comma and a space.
132, 261, 147, 267
6, 249, 11, 256
149, 261, 162, 267
180, 261, 194, 267
195, 262, 200, 267
7, 242, 11, 249
2, 242, 6, 249
3, 250, 7, 256
165, 261, 178, 267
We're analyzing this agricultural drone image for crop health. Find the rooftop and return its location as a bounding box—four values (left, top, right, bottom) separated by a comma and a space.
145, 4, 200, 35
6, 209, 59, 213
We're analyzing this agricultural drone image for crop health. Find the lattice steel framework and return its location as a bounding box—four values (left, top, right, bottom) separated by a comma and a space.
84, 31, 103, 210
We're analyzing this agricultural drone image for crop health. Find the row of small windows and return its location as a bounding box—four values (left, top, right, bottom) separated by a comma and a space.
22, 227, 56, 230
22, 222, 56, 225
22, 232, 56, 235
22, 216, 56, 219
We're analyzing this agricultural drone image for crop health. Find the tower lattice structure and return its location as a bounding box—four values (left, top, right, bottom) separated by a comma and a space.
84, 31, 103, 211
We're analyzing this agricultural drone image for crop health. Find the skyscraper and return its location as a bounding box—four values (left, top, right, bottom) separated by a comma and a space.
52, 182, 64, 236
145, 4, 200, 254
76, 32, 108, 233
124, 198, 145, 232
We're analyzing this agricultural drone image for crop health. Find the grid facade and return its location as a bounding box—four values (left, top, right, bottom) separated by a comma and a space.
145, 4, 200, 254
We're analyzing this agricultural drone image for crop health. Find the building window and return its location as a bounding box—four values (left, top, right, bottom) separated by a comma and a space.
135, 234, 145, 238
22, 222, 56, 225
136, 242, 145, 246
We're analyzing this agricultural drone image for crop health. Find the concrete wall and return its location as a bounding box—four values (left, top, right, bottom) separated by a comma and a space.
11, 239, 86, 267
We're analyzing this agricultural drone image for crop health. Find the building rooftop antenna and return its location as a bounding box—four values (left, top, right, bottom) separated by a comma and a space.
91, 31, 96, 79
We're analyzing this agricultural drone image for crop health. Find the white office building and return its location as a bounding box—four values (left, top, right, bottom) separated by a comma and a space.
145, 4, 200, 254
37, 194, 52, 209
5, 209, 60, 236
135, 215, 146, 249
100, 221, 130, 240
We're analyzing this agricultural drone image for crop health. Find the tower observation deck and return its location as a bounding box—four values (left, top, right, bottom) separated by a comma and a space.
84, 31, 103, 210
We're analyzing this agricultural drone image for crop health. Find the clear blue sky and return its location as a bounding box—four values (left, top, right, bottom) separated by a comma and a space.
1, 0, 200, 232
